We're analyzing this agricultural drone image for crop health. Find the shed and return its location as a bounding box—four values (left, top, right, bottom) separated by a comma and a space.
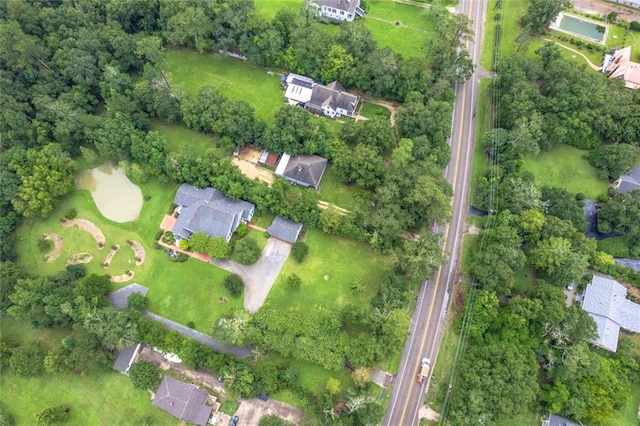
267, 216, 303, 244
112, 343, 142, 373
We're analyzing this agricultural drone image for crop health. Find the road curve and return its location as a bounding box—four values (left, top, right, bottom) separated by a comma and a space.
382, 0, 486, 425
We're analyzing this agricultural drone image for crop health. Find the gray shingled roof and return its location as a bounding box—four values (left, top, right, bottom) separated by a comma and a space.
617, 165, 640, 194
283, 155, 328, 189
581, 275, 640, 352
307, 83, 359, 115
153, 376, 212, 426
112, 343, 141, 373
267, 216, 303, 244
172, 184, 254, 242
313, 0, 360, 14
543, 414, 579, 426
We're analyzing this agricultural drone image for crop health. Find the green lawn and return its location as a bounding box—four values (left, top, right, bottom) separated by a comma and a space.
522, 145, 608, 199
604, 382, 640, 426
360, 102, 391, 119
1, 317, 176, 426
265, 227, 392, 313
254, 0, 302, 19
469, 78, 491, 207
318, 165, 365, 210
164, 49, 285, 122
598, 236, 634, 258
151, 119, 231, 157
15, 175, 243, 334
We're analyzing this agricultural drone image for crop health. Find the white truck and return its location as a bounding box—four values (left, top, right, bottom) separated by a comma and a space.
417, 357, 430, 384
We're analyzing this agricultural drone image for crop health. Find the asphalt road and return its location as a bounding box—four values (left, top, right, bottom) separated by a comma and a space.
383, 1, 486, 425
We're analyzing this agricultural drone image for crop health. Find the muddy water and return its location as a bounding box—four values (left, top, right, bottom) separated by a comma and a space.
75, 163, 143, 223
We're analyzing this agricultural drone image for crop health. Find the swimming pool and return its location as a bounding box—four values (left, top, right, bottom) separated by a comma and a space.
551, 13, 608, 44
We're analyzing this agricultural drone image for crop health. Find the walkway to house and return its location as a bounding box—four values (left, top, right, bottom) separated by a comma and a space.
541, 38, 601, 71
211, 238, 291, 313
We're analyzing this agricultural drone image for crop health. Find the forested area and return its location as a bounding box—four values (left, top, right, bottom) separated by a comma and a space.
0, 0, 472, 424
448, 4, 640, 423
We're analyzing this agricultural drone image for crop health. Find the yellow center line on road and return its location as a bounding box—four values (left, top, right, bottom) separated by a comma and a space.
396, 69, 470, 425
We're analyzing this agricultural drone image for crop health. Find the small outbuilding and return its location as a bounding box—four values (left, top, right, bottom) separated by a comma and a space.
614, 165, 640, 194
152, 376, 213, 426
542, 414, 579, 426
112, 343, 142, 374
267, 216, 303, 244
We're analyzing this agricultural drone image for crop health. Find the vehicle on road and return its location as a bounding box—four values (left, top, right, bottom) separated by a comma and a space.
417, 357, 431, 383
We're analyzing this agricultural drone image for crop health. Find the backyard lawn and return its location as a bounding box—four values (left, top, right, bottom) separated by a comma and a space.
254, 0, 301, 19
15, 173, 244, 334
164, 49, 285, 122
522, 145, 608, 199
266, 227, 392, 313
360, 101, 391, 119
318, 165, 366, 211
1, 317, 176, 425
151, 119, 231, 157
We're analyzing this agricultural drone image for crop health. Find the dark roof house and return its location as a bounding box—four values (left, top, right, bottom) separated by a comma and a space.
614, 165, 640, 194
542, 414, 579, 426
306, 82, 360, 118
275, 154, 328, 189
267, 216, 303, 244
152, 376, 212, 426
581, 275, 640, 352
112, 343, 142, 373
172, 184, 255, 242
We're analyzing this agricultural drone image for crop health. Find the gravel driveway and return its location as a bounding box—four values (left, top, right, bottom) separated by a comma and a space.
212, 238, 291, 313
233, 398, 303, 425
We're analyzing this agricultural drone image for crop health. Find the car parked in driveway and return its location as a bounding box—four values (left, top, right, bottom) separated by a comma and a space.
230, 415, 239, 426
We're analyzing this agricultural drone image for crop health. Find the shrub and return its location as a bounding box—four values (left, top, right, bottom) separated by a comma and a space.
575, 193, 585, 201
176, 253, 189, 262
224, 274, 244, 297
187, 321, 196, 329
37, 238, 53, 253
144, 195, 151, 201
152, 242, 162, 250
162, 231, 175, 245
129, 361, 161, 390
64, 208, 77, 220
65, 264, 86, 281
291, 242, 309, 263
178, 239, 190, 250
236, 222, 248, 238
351, 278, 365, 295
154, 230, 163, 241
234, 237, 261, 265
35, 405, 70, 425
286, 274, 302, 291
174, 212, 179, 218
9, 341, 46, 376
168, 203, 177, 214
208, 237, 230, 259
127, 292, 148, 311
630, 20, 640, 32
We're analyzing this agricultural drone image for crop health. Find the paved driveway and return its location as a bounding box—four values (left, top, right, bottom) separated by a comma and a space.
233, 398, 303, 425
212, 238, 291, 313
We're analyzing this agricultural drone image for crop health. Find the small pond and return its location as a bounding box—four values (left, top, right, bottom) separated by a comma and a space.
75, 162, 143, 223
556, 13, 607, 43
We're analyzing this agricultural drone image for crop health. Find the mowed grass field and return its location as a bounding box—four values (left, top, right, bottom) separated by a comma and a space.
151, 118, 231, 157
14, 174, 242, 334
266, 227, 392, 313
1, 317, 176, 426
522, 145, 608, 199
164, 49, 285, 122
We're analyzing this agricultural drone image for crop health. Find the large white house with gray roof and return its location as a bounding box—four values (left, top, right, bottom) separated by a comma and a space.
581, 275, 640, 352
172, 184, 254, 243
283, 73, 360, 119
307, 0, 365, 22
614, 165, 640, 194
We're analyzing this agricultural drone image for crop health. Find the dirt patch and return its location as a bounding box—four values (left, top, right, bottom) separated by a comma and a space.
103, 244, 120, 268
60, 218, 106, 249
419, 406, 441, 422
232, 157, 275, 185
468, 225, 482, 235
127, 240, 146, 266
109, 271, 134, 283
65, 252, 93, 266
571, 0, 640, 20
43, 233, 63, 263
234, 399, 303, 426
237, 145, 263, 163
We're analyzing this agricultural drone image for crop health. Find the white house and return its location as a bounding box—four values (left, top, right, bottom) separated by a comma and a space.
604, 46, 640, 89
283, 74, 360, 119
308, 0, 365, 22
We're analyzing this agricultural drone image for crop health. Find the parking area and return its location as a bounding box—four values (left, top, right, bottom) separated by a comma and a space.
233, 398, 303, 425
